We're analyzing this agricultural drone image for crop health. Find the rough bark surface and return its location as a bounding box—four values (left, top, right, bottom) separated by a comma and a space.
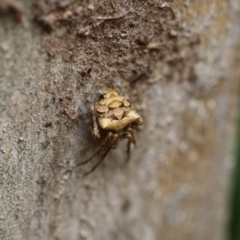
0, 0, 240, 240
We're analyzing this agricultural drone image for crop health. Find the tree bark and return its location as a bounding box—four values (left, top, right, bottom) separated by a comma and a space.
0, 0, 239, 239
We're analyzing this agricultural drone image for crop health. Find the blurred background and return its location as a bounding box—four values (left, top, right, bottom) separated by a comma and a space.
229, 95, 240, 240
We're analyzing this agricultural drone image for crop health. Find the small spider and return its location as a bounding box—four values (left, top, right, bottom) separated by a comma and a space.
77, 88, 143, 175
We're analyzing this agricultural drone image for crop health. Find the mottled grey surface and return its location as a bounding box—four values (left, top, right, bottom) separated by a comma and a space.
0, 1, 240, 240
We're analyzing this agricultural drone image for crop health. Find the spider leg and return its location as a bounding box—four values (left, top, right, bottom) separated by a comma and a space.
127, 137, 131, 159
125, 128, 136, 161
129, 127, 136, 144
92, 109, 101, 139
83, 145, 112, 176
79, 104, 101, 139
83, 134, 118, 176
76, 133, 113, 166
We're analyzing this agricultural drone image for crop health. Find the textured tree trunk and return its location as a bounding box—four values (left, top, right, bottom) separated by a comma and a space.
0, 0, 240, 239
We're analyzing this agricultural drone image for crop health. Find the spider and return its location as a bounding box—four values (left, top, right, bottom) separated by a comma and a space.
77, 88, 143, 175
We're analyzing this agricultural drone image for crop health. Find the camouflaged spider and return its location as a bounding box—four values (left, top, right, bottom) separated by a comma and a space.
77, 88, 143, 175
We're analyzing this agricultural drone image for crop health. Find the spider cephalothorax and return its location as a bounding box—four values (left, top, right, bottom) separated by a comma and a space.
78, 88, 143, 175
